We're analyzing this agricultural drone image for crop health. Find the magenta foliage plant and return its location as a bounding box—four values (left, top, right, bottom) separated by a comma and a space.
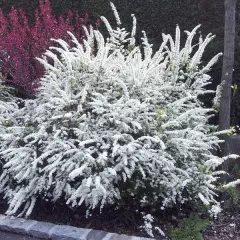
0, 0, 87, 97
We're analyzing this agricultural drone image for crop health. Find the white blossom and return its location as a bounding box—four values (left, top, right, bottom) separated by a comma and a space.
0, 3, 232, 219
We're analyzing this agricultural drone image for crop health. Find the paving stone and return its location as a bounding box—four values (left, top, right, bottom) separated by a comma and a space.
49, 225, 92, 240
86, 229, 107, 240
0, 214, 7, 223
109, 234, 132, 240
28, 221, 55, 239
0, 230, 42, 240
0, 214, 154, 240
130, 237, 154, 240
101, 233, 116, 240
0, 216, 37, 234
108, 234, 154, 240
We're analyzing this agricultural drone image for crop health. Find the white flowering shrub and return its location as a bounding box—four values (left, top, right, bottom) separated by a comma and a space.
140, 213, 155, 238
140, 212, 166, 238
0, 77, 19, 180
0, 3, 236, 219
0, 77, 19, 142
0, 77, 17, 112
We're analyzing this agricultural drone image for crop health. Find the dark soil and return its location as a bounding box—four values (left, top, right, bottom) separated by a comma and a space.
0, 196, 160, 238
0, 196, 240, 239
204, 209, 240, 240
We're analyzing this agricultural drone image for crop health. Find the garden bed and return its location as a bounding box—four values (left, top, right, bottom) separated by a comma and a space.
1, 2, 239, 240
1, 195, 240, 239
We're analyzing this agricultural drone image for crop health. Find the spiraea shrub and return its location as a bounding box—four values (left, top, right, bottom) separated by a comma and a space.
0, 3, 237, 220
0, 76, 19, 171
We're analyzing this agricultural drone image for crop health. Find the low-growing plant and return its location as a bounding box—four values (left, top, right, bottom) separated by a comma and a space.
170, 214, 210, 240
0, 77, 17, 114
226, 186, 240, 205
0, 3, 238, 235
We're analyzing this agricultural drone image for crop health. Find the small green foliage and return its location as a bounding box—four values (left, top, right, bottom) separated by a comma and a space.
1, 120, 14, 127
0, 72, 7, 81
224, 186, 240, 206
192, 201, 211, 213
217, 183, 240, 207
227, 186, 240, 205
155, 108, 166, 133
212, 104, 219, 113
198, 164, 213, 175
231, 84, 238, 95
127, 44, 135, 52
170, 215, 210, 240
0, 76, 15, 102
227, 126, 237, 136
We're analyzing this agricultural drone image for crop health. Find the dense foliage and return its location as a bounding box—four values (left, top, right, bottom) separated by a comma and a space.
170, 214, 210, 240
2, 0, 240, 126
0, 0, 86, 97
0, 4, 236, 223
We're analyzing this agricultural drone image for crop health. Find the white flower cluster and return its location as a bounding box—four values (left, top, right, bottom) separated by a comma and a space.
140, 213, 155, 238
140, 212, 165, 238
0, 79, 18, 137
213, 80, 224, 111
208, 203, 222, 219
0, 3, 227, 218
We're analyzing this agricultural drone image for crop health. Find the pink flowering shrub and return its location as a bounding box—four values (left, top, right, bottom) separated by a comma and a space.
0, 0, 87, 97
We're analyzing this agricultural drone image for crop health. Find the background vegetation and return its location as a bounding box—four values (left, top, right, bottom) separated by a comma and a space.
0, 0, 239, 124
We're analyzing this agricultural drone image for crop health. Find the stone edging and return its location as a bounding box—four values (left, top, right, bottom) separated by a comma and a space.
0, 214, 153, 240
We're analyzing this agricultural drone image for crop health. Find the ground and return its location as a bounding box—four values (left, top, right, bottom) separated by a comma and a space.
204, 211, 240, 240
0, 231, 41, 240
0, 196, 240, 239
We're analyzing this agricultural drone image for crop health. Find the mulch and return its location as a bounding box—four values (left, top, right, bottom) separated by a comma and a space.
204, 210, 240, 240
0, 195, 240, 239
